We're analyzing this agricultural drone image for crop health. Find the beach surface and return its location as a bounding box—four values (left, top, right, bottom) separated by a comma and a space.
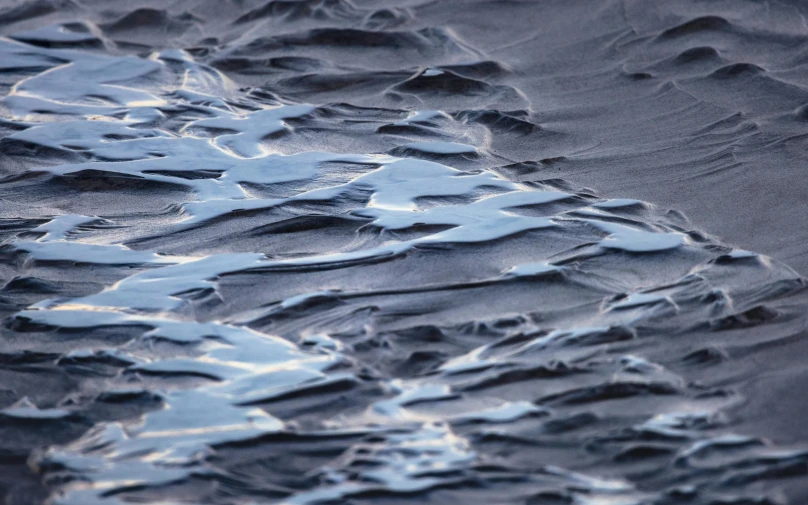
1, 1, 807, 504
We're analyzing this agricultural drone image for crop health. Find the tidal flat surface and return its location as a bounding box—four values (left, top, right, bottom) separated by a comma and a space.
1, 1, 808, 504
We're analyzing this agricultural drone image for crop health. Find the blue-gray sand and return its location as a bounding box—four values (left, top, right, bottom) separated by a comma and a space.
1, 1, 807, 504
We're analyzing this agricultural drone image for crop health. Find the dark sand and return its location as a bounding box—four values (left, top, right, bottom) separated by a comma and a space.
0, 1, 807, 504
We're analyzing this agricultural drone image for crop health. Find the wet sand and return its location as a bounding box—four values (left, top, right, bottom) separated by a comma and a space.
0, 1, 807, 504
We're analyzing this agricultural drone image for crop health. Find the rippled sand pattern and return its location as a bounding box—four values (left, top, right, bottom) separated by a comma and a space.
1, 1, 808, 505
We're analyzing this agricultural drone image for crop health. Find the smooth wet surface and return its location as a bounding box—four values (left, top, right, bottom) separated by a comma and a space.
1, 1, 808, 505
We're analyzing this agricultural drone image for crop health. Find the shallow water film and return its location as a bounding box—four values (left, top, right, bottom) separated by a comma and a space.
1, 1, 808, 504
